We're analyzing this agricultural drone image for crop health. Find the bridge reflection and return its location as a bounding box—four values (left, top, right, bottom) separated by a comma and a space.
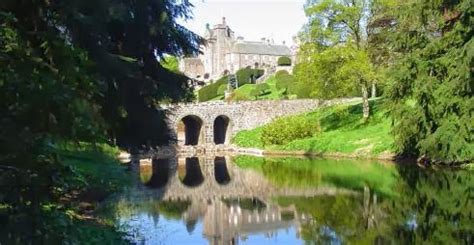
136, 156, 354, 244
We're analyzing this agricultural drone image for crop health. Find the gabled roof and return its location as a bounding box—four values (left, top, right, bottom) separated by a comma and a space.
231, 42, 292, 56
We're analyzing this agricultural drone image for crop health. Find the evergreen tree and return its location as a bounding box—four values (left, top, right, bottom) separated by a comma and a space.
386, 0, 473, 162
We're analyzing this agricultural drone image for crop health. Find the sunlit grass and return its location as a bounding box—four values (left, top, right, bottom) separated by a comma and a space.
233, 99, 394, 156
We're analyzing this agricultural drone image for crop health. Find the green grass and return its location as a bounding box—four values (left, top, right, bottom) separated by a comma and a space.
54, 142, 132, 193
233, 99, 394, 156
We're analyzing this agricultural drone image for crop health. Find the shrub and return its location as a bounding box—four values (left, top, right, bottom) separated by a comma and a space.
217, 83, 227, 95
236, 68, 265, 85
261, 116, 320, 145
198, 76, 227, 101
275, 70, 289, 78
275, 74, 295, 90
277, 56, 292, 66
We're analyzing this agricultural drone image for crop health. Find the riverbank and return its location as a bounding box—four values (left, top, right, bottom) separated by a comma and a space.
52, 142, 132, 243
233, 99, 395, 160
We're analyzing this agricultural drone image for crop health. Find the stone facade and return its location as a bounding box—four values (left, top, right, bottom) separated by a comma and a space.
161, 98, 360, 147
180, 17, 294, 80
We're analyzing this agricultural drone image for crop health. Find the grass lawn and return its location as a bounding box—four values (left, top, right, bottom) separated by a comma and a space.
233, 99, 395, 156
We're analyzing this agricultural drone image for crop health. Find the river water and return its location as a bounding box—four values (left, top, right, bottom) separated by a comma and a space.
107, 155, 473, 244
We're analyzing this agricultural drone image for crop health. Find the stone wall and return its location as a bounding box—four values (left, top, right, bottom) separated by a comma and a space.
161, 98, 360, 146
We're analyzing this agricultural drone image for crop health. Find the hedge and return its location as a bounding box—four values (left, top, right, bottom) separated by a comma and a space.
236, 68, 264, 85
198, 76, 228, 102
277, 56, 292, 66
198, 68, 265, 102
275, 70, 289, 77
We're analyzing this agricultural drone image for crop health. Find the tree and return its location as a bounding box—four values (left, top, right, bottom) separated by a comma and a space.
297, 0, 386, 119
0, 0, 201, 241
161, 56, 180, 73
386, 0, 473, 163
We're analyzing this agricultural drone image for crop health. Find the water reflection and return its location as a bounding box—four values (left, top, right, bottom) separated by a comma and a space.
143, 159, 170, 188
214, 156, 231, 185
115, 156, 473, 244
180, 157, 205, 187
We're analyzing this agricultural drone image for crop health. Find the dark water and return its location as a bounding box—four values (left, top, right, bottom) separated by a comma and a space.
108, 155, 473, 244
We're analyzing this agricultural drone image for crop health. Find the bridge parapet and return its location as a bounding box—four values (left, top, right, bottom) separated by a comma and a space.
161, 98, 360, 146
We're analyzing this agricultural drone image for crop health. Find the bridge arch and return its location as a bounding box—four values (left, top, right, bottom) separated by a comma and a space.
177, 115, 205, 146
214, 157, 231, 185
213, 115, 232, 144
178, 157, 205, 187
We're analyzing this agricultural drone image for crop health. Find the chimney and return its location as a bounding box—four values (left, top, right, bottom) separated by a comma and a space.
222, 17, 226, 25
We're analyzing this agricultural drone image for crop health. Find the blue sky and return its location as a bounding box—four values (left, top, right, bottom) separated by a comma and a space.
180, 0, 307, 45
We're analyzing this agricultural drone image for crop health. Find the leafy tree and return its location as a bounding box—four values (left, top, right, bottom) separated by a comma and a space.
0, 0, 201, 241
297, 0, 387, 119
386, 0, 473, 162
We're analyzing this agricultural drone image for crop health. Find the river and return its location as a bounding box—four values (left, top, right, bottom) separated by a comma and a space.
106, 155, 473, 244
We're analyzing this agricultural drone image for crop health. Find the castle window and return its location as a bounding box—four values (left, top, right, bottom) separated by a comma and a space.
245, 55, 248, 60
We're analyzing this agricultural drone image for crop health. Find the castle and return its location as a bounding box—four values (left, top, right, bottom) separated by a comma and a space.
180, 17, 295, 81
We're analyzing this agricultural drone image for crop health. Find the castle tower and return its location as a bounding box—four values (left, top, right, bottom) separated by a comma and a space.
203, 17, 234, 79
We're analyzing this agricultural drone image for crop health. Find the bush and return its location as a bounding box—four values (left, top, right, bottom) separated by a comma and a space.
217, 83, 227, 95
236, 68, 265, 85
198, 76, 227, 101
277, 56, 292, 66
275, 70, 289, 78
261, 116, 320, 145
275, 74, 295, 90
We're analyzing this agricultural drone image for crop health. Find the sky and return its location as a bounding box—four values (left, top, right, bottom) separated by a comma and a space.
180, 0, 307, 46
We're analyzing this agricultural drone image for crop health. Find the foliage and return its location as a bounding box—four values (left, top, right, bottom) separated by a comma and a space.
199, 68, 265, 101
161, 56, 180, 73
236, 67, 265, 85
261, 115, 320, 145
197, 76, 228, 102
249, 83, 270, 99
277, 56, 292, 66
275, 73, 297, 96
234, 99, 394, 155
0, 0, 201, 242
298, 0, 390, 119
275, 70, 290, 77
217, 83, 228, 95
386, 0, 474, 163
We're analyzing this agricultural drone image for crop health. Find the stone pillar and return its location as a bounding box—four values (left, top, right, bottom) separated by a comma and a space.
204, 122, 214, 145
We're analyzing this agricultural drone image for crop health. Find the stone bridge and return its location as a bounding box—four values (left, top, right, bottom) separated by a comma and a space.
160, 98, 359, 147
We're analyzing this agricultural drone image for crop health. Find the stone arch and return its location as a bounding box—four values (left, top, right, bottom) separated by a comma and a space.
213, 115, 232, 144
214, 157, 231, 185
177, 115, 205, 146
178, 157, 204, 187
145, 159, 171, 189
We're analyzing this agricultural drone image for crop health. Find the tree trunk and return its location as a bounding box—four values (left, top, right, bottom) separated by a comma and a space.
371, 81, 376, 98
361, 83, 370, 120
